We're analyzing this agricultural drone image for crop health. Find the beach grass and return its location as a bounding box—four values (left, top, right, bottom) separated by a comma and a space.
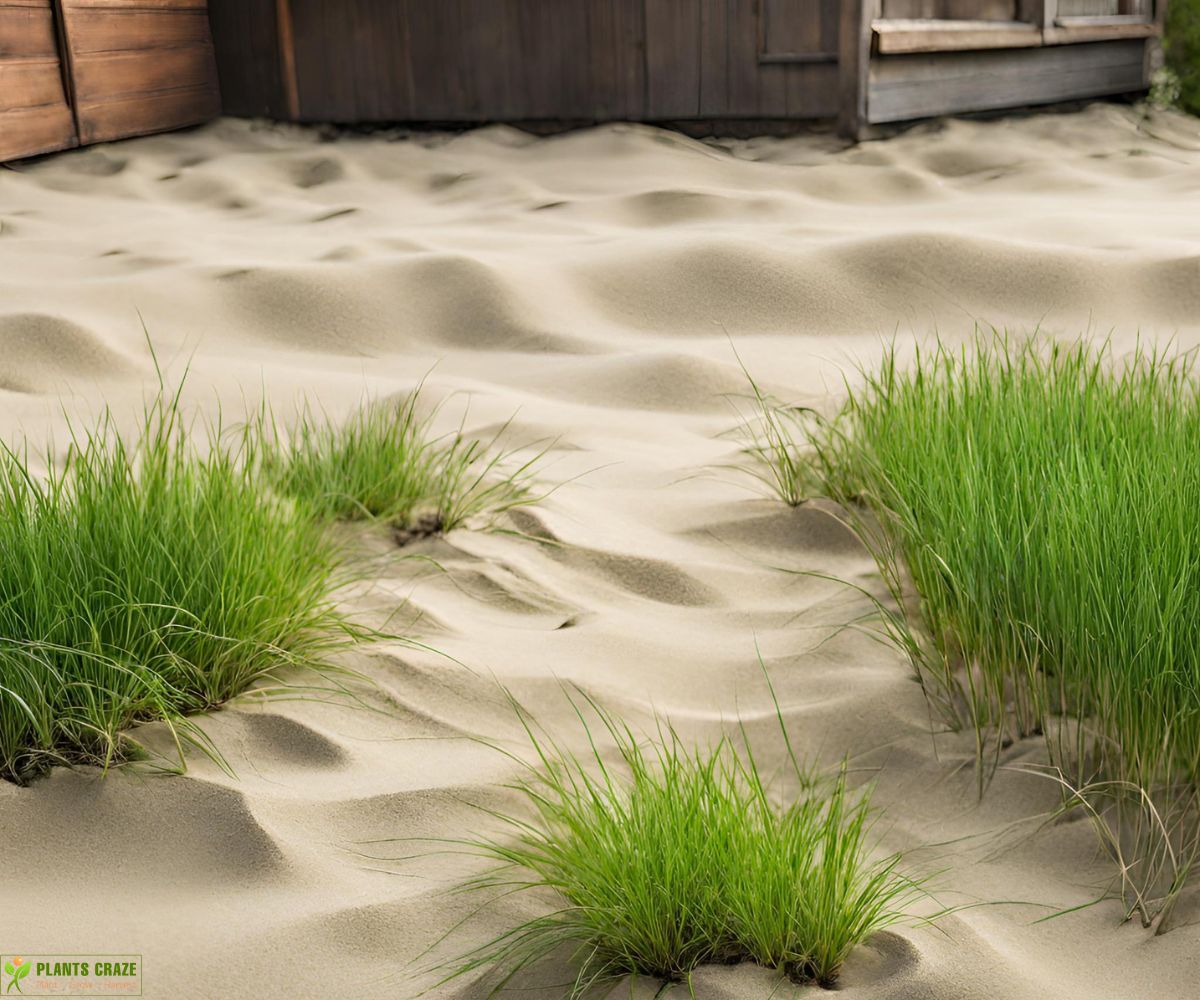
433, 689, 932, 994
0, 386, 356, 784
261, 390, 544, 538
768, 333, 1200, 926
1166, 0, 1200, 114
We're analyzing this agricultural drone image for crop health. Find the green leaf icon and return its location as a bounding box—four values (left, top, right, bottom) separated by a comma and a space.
2, 964, 11, 976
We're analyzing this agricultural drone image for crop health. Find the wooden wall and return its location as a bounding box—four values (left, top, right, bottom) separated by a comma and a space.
204, 0, 1159, 134
204, 0, 287, 117
57, 0, 220, 145
868, 37, 1149, 121
0, 0, 76, 160
881, 0, 1017, 18
207, 0, 842, 123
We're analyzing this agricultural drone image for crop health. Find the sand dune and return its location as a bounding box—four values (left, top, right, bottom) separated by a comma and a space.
2, 103, 1200, 998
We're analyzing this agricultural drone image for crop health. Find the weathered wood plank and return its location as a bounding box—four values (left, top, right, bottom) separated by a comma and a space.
874, 18, 1042, 52
0, 4, 59, 56
839, 0, 876, 136
761, 0, 826, 56
883, 0, 1016, 16
645, 0, 702, 118
205, 0, 287, 117
867, 36, 1150, 122
0, 0, 77, 160
74, 85, 218, 143
0, 103, 77, 159
0, 58, 69, 107
58, 0, 220, 144
289, 0, 646, 122
697, 0, 729, 116
71, 45, 215, 101
1045, 18, 1156, 41
59, 8, 213, 53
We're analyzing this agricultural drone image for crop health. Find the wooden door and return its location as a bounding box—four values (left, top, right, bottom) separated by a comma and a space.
0, 0, 77, 161
57, 0, 219, 145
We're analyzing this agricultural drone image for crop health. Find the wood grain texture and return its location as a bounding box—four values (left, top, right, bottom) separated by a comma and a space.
58, 0, 220, 144
205, 0, 286, 116
239, 0, 835, 124
0, 0, 77, 160
883, 0, 1016, 16
874, 17, 1041, 51
867, 36, 1149, 121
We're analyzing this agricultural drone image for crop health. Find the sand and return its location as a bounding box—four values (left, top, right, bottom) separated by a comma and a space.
2, 103, 1200, 999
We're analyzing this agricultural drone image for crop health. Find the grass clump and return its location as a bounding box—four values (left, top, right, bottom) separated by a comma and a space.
1166, 0, 1200, 115
0, 388, 354, 784
262, 391, 543, 539
793, 333, 1200, 926
435, 692, 932, 995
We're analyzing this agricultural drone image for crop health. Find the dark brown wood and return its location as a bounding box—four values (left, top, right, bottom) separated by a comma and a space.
275, 0, 298, 118
205, 0, 287, 116
57, 0, 220, 144
0, 0, 77, 160
199, 0, 1165, 137
645, 0, 702, 117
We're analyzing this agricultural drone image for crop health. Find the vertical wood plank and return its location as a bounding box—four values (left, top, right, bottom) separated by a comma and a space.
206, 0, 287, 117
645, 0, 701, 118
58, 0, 220, 145
0, 0, 78, 161
839, 0, 874, 138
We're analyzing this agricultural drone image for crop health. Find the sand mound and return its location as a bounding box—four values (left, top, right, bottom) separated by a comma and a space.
0, 313, 137, 392
1, 103, 1200, 998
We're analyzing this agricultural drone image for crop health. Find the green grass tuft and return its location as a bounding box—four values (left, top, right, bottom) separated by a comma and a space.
1166, 0, 1200, 115
261, 390, 544, 536
433, 690, 933, 995
794, 332, 1200, 927
0, 386, 357, 784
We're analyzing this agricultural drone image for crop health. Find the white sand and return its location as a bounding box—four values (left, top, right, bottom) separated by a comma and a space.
2, 104, 1200, 998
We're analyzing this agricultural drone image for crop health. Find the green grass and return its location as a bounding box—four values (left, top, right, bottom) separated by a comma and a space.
431, 690, 933, 995
760, 333, 1200, 927
0, 386, 356, 784
261, 390, 544, 537
727, 356, 819, 508
1166, 0, 1200, 115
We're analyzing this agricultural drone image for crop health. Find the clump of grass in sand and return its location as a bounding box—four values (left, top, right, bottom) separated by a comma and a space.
0, 386, 355, 784
431, 690, 933, 995
781, 332, 1200, 928
261, 390, 544, 540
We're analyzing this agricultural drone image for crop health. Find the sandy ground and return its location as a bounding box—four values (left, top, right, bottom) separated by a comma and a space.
1, 103, 1200, 999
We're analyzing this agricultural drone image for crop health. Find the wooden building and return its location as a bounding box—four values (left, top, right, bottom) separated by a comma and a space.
0, 0, 219, 162
0, 0, 1169, 163
207, 0, 1167, 137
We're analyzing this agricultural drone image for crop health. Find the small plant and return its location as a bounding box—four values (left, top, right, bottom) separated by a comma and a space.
799, 332, 1200, 927
1166, 0, 1200, 114
427, 688, 934, 995
0, 385, 357, 783
261, 390, 544, 539
726, 352, 819, 507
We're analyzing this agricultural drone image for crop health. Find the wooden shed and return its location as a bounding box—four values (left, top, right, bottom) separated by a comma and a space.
0, 0, 219, 162
1, 0, 1169, 162
206, 0, 1167, 138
